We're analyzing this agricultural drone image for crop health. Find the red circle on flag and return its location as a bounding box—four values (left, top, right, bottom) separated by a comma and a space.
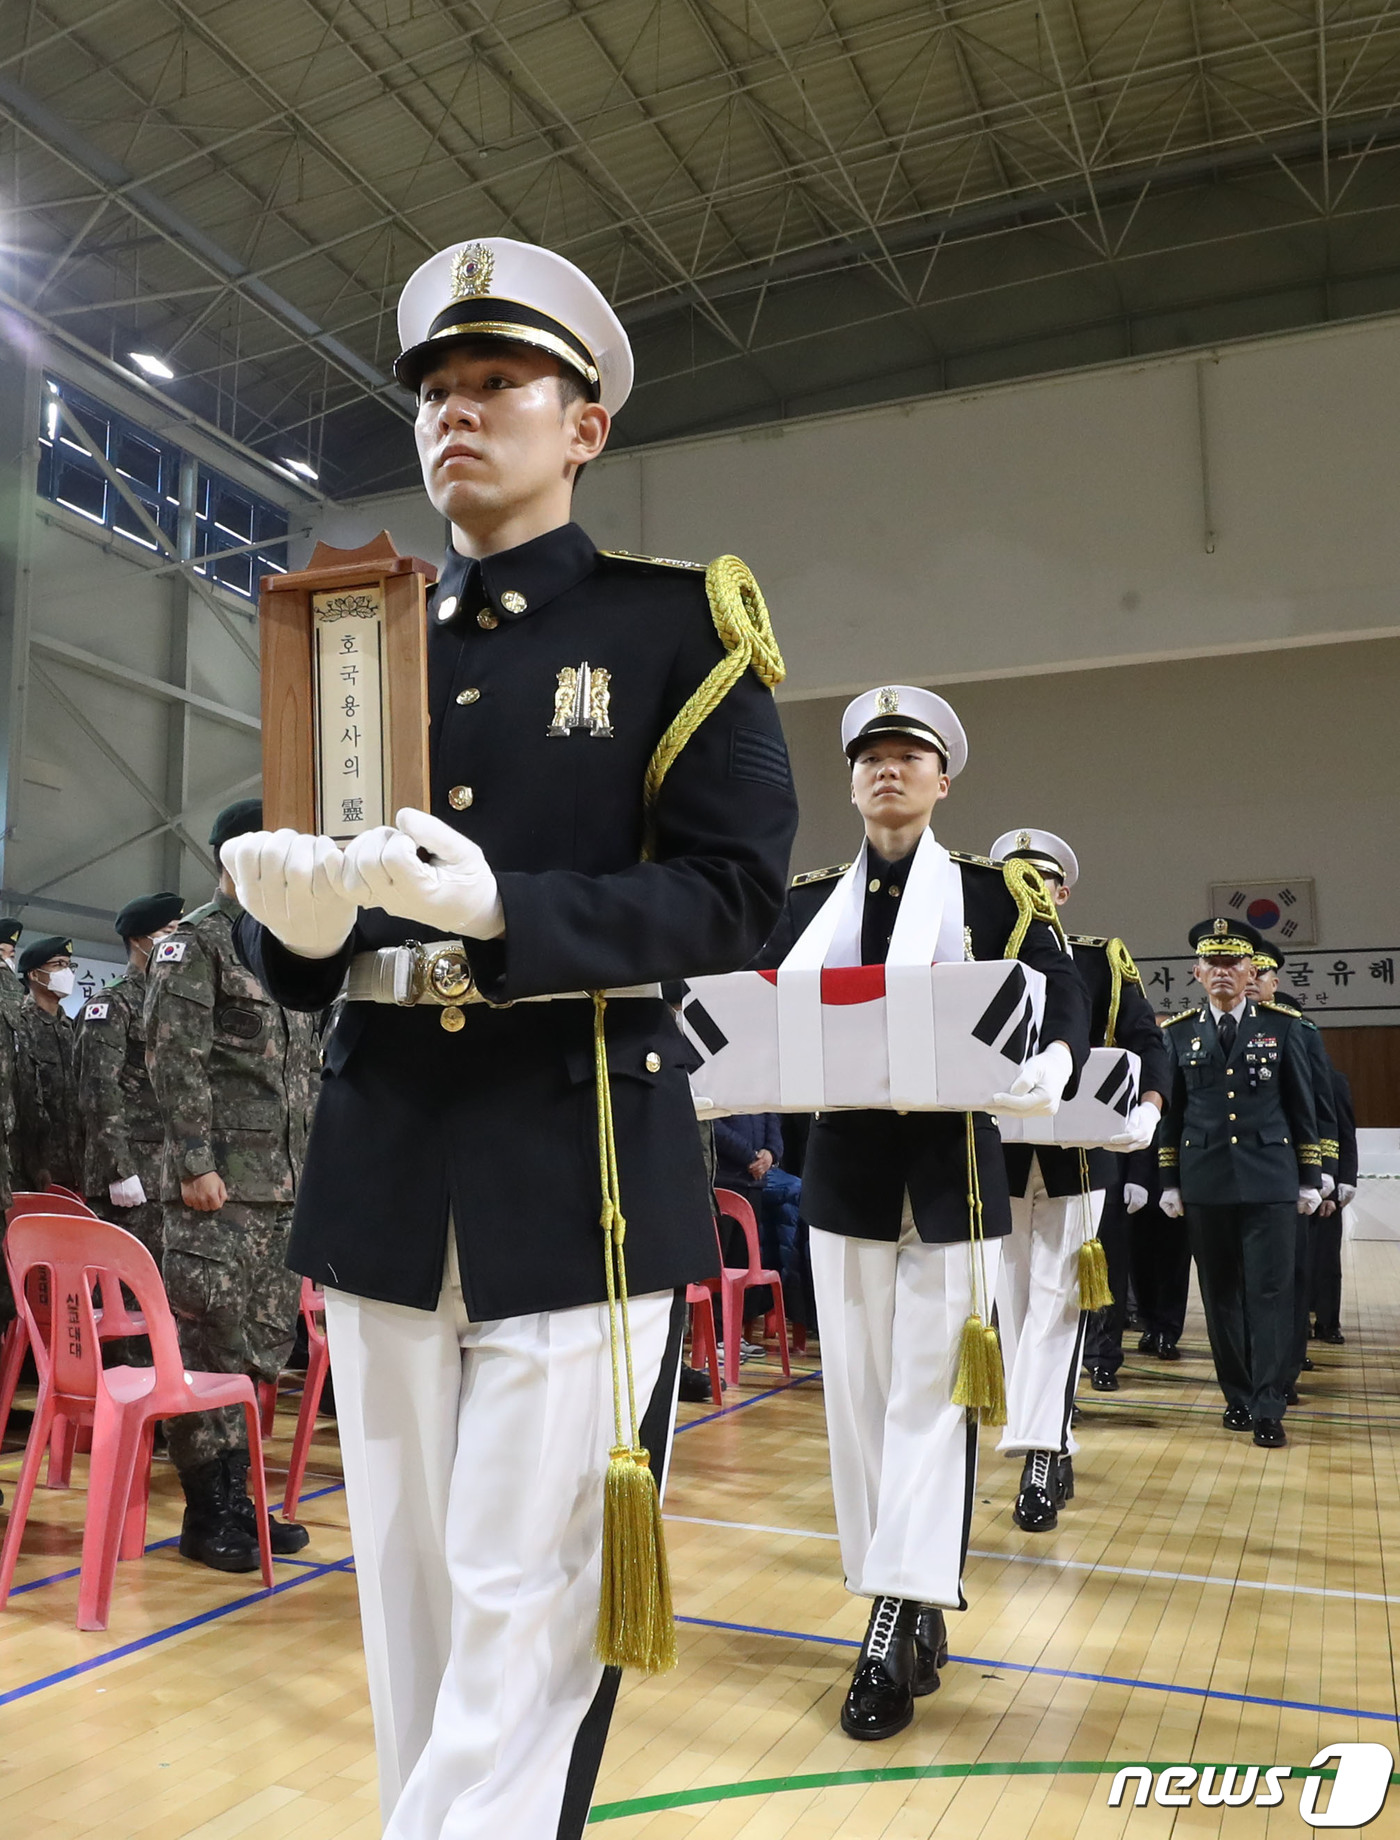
1247, 898, 1281, 930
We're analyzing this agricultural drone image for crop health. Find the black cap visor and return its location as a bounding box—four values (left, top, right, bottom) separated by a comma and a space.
396, 299, 600, 395
846, 713, 949, 765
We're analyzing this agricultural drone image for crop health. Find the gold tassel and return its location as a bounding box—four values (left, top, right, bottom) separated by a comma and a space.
952, 1312, 994, 1411
981, 1321, 1008, 1426
1078, 1237, 1114, 1312
592, 995, 678, 1676
597, 1446, 678, 1674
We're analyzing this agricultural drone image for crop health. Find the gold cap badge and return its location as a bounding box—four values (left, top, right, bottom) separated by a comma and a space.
876, 687, 900, 714
1017, 831, 1031, 848
450, 242, 494, 301
1214, 917, 1228, 935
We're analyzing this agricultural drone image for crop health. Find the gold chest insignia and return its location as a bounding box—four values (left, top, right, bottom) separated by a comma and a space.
450, 242, 494, 300
548, 662, 613, 738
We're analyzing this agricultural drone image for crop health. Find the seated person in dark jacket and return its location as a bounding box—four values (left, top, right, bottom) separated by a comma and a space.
713, 1112, 783, 1329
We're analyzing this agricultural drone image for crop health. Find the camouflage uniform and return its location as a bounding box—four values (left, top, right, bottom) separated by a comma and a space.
14, 996, 81, 1192
144, 890, 321, 1476
77, 967, 165, 1259
0, 966, 20, 1319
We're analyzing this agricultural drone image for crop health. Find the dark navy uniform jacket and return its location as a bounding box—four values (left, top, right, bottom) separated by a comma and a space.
1159, 1000, 1321, 1205
236, 521, 798, 1318
1271, 998, 1340, 1185
1003, 934, 1169, 1199
752, 843, 1091, 1244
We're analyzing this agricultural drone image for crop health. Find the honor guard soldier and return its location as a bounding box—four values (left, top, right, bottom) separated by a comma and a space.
14, 935, 82, 1192
222, 238, 797, 1840
1311, 1066, 1357, 1344
145, 803, 321, 1572
755, 689, 1089, 1742
1159, 919, 1322, 1447
986, 830, 1167, 1530
1248, 944, 1339, 1395
78, 891, 184, 1259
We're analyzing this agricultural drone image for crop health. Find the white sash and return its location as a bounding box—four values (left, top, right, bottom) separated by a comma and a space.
776, 830, 966, 1109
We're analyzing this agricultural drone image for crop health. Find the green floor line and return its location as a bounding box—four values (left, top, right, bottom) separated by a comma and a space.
588, 1759, 1369, 1821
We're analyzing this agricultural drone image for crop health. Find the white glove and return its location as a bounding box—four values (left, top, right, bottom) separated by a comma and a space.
992, 1040, 1074, 1116
1109, 1100, 1162, 1153
1160, 1187, 1184, 1218
340, 808, 504, 940
1124, 1183, 1149, 1214
1338, 1182, 1357, 1208
1298, 1187, 1322, 1215
221, 830, 355, 960
1319, 1172, 1336, 1198
109, 1175, 145, 1208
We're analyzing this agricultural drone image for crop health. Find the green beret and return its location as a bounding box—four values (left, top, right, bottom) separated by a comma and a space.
0, 918, 21, 946
18, 935, 73, 975
209, 798, 263, 853
114, 891, 183, 941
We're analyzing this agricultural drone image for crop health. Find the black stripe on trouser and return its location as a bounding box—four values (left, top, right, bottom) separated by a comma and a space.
1058, 1312, 1088, 1456
954, 1412, 979, 1613
555, 1289, 687, 1840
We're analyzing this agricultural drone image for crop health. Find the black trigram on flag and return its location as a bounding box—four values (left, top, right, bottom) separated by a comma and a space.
1094, 1051, 1136, 1117
680, 984, 729, 1058
970, 963, 1041, 1063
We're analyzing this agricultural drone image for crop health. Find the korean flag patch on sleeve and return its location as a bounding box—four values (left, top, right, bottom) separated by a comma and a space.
155, 939, 188, 964
84, 1000, 109, 1021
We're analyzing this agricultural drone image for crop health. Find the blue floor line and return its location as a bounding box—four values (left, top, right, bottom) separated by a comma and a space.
0, 1555, 357, 1709
8, 1478, 347, 1597
674, 1369, 821, 1433
675, 1614, 1400, 1725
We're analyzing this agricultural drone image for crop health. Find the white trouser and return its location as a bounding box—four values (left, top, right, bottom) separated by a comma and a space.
995, 1164, 1103, 1457
810, 1218, 1002, 1609
324, 1241, 680, 1840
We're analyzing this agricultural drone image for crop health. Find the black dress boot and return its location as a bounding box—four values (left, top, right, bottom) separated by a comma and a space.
911, 1605, 947, 1697
177, 1458, 261, 1573
841, 1596, 919, 1740
1056, 1454, 1074, 1502
225, 1450, 310, 1555
1013, 1450, 1059, 1532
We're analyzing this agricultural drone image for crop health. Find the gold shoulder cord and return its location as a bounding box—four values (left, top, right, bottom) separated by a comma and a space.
593, 554, 786, 1674
1103, 937, 1142, 1050
1001, 857, 1067, 959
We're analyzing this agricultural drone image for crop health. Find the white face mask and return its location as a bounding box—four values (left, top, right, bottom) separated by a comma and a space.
44, 967, 75, 997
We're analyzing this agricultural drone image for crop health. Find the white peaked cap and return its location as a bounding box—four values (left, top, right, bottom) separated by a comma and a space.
840, 685, 968, 778
990, 827, 1079, 888
395, 237, 633, 414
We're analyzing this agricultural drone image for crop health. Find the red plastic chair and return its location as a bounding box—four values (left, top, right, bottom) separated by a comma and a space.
0, 1192, 139, 1466
684, 1283, 723, 1404
0, 1213, 274, 1630
43, 1183, 87, 1205
282, 1278, 330, 1520
714, 1188, 791, 1387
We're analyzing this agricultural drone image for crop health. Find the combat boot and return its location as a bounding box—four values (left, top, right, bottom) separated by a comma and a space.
224, 1450, 310, 1555
840, 1596, 920, 1740
177, 1457, 261, 1573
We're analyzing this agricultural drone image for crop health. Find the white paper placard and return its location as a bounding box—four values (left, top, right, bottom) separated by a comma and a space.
313, 583, 388, 841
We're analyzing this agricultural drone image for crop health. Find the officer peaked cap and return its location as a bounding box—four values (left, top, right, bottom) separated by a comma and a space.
18, 935, 72, 975
841, 685, 968, 777
990, 828, 1079, 889
114, 891, 183, 941
395, 238, 633, 413
209, 799, 263, 853
1189, 916, 1267, 958
1252, 941, 1286, 972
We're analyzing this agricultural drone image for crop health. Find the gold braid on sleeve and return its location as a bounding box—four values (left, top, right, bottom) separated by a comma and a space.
1103, 937, 1143, 1049
641, 555, 786, 826
1002, 857, 1067, 959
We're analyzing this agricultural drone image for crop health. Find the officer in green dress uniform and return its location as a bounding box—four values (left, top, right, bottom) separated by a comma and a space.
1158, 919, 1322, 1448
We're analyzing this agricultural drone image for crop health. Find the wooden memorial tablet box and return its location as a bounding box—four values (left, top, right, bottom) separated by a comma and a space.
259, 533, 436, 838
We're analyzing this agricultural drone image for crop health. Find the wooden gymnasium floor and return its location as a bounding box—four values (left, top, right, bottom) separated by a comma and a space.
2, 1241, 1399, 1839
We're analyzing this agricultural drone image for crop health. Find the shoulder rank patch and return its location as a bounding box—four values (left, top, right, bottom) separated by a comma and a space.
1163, 1009, 1198, 1027
1263, 999, 1299, 1017
792, 863, 850, 888
84, 1000, 109, 1021
949, 850, 995, 869
1068, 933, 1108, 948
599, 547, 706, 573
154, 938, 188, 964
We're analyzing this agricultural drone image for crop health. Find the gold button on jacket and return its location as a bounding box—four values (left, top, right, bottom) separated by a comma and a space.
644, 1051, 662, 1073
476, 609, 498, 630
448, 785, 473, 810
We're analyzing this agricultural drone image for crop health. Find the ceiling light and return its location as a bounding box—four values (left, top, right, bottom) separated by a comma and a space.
129, 352, 175, 380
281, 458, 319, 481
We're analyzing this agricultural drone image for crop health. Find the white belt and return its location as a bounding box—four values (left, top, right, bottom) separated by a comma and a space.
345, 941, 660, 1010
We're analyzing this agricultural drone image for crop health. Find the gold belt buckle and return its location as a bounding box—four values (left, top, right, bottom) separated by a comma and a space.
409, 942, 475, 1030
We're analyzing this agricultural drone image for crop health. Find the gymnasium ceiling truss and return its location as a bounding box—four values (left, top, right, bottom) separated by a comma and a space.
4, 0, 1400, 498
